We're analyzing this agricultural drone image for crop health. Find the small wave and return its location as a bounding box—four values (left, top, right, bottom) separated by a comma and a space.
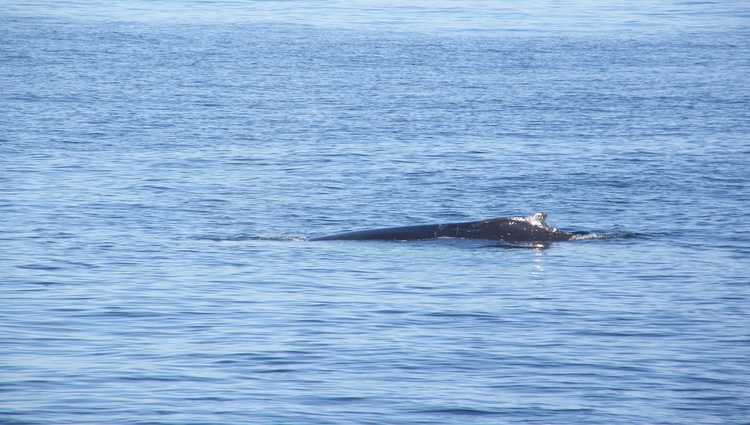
569, 230, 643, 241
416, 407, 503, 416
16, 264, 63, 271
191, 234, 304, 242
569, 232, 609, 241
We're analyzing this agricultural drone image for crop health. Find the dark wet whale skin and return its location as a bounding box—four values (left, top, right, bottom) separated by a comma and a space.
311, 217, 573, 242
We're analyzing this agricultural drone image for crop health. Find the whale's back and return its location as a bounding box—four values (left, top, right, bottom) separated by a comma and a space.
311, 214, 573, 242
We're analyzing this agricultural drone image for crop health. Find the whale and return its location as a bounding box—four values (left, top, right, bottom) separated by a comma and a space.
311, 212, 573, 242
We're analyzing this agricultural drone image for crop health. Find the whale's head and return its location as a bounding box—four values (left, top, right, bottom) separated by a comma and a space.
529, 212, 548, 227
497, 212, 571, 241
511, 212, 549, 228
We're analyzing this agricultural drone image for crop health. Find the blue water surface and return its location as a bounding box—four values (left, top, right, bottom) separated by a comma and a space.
1, 1, 749, 424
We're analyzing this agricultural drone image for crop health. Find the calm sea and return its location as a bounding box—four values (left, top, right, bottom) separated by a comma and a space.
2, 1, 749, 424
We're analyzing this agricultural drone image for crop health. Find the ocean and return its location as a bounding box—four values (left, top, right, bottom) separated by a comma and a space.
1, 1, 749, 424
